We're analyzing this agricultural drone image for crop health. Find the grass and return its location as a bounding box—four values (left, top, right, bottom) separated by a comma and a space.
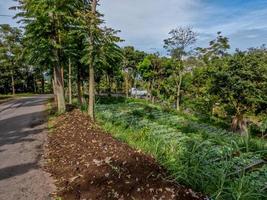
46, 101, 57, 131
92, 97, 267, 200
0, 94, 13, 103
0, 94, 13, 100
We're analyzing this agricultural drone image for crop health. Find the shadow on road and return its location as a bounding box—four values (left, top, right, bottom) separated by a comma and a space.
0, 161, 38, 181
0, 97, 48, 114
0, 95, 54, 199
0, 128, 44, 147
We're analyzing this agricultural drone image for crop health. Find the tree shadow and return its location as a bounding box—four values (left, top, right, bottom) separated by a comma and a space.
0, 96, 49, 147
0, 128, 44, 147
0, 95, 52, 113
0, 161, 38, 181
0, 95, 50, 181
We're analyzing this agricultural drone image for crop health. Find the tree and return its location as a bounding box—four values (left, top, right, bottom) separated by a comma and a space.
189, 32, 231, 116
0, 24, 22, 95
87, 0, 98, 119
164, 26, 197, 60
96, 28, 123, 96
138, 53, 162, 102
197, 32, 230, 65
14, 0, 83, 113
68, 57, 72, 104
164, 26, 197, 111
122, 46, 146, 98
77, 0, 122, 119
210, 49, 267, 134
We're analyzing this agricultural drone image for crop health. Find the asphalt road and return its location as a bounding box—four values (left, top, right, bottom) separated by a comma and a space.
0, 95, 55, 200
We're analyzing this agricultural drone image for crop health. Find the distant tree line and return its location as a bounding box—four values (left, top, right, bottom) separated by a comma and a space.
0, 0, 266, 134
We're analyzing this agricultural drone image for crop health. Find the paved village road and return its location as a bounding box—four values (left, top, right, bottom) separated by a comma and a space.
0, 95, 55, 200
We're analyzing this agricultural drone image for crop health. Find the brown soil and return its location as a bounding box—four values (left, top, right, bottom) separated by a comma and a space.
45, 109, 206, 200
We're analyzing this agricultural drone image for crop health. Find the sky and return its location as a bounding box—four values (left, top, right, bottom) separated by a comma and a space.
1, 0, 267, 54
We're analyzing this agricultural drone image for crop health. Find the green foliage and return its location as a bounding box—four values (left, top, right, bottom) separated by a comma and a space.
0, 24, 34, 94
1, 2, 266, 198
210, 50, 267, 117
96, 99, 267, 200
164, 26, 197, 59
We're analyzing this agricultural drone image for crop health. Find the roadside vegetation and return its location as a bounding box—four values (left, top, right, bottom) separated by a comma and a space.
95, 97, 267, 200
0, 0, 266, 199
46, 109, 206, 199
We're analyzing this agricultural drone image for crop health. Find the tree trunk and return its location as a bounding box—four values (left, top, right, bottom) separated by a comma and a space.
146, 81, 150, 101
41, 75, 45, 94
88, 0, 97, 120
68, 58, 72, 104
53, 67, 57, 103
77, 64, 84, 106
152, 96, 155, 104
55, 65, 66, 113
52, 11, 66, 113
61, 66, 64, 88
88, 62, 95, 119
52, 79, 57, 103
11, 70, 15, 96
231, 114, 248, 136
107, 74, 112, 97
151, 78, 155, 103
176, 72, 182, 111
125, 73, 129, 98
33, 76, 36, 93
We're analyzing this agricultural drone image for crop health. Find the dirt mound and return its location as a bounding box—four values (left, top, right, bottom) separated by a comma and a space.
45, 109, 206, 200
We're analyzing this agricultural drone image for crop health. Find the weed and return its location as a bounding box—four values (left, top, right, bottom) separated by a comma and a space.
95, 99, 267, 200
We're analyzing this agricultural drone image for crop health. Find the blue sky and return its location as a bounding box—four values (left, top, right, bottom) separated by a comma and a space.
1, 0, 267, 54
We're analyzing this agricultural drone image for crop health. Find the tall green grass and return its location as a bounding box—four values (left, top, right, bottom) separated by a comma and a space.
94, 98, 267, 200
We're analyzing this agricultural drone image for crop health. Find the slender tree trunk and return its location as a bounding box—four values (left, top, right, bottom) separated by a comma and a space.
176, 72, 182, 111
33, 76, 36, 93
52, 79, 57, 103
61, 67, 64, 88
54, 12, 65, 113
11, 70, 15, 96
151, 96, 155, 104
77, 64, 84, 106
55, 65, 66, 113
88, 0, 97, 120
41, 75, 45, 94
68, 58, 72, 104
146, 81, 150, 101
88, 64, 95, 118
114, 79, 118, 94
53, 67, 57, 103
88, 52, 95, 116
133, 76, 137, 99
107, 75, 112, 97
231, 114, 248, 136
151, 78, 155, 103
125, 73, 129, 98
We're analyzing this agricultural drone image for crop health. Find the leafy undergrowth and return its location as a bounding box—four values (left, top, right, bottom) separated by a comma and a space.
45, 109, 207, 200
0, 95, 13, 104
96, 100, 267, 200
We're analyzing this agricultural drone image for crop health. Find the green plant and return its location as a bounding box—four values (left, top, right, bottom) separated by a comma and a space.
95, 99, 267, 199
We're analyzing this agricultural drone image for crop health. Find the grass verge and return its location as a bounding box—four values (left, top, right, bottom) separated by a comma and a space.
94, 98, 267, 200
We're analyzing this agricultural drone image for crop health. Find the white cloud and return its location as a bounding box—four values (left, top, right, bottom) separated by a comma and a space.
198, 8, 267, 35
195, 7, 267, 50
2, 0, 267, 52
99, 0, 204, 52
99, 0, 267, 52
